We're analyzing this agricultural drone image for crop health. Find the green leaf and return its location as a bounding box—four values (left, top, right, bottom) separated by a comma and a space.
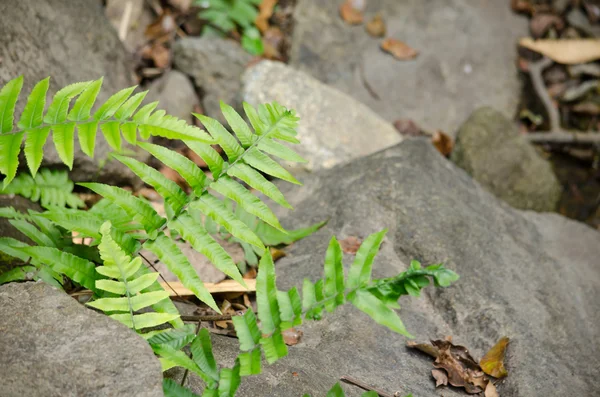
115, 91, 147, 120
44, 81, 91, 124
112, 312, 181, 330
0, 237, 31, 262
152, 344, 205, 377
24, 126, 51, 176
100, 121, 122, 151
169, 213, 246, 286
323, 237, 345, 312
347, 230, 387, 289
191, 329, 220, 382
163, 378, 201, 397
77, 120, 99, 157
256, 252, 280, 334
193, 194, 264, 249
139, 142, 209, 196
349, 289, 412, 338
238, 348, 261, 376
18, 77, 49, 129
79, 183, 165, 235
259, 328, 287, 363
241, 28, 264, 56
210, 176, 283, 230
112, 154, 188, 215
326, 383, 344, 397
9, 219, 55, 247
243, 148, 300, 185
68, 78, 103, 121
232, 309, 261, 351
0, 131, 25, 186
220, 101, 253, 147
148, 324, 196, 350
217, 360, 241, 397
0, 265, 36, 284
133, 101, 158, 124
87, 290, 169, 312
0, 75, 24, 133
20, 246, 97, 291
228, 163, 291, 209
94, 85, 136, 120
254, 219, 327, 247
195, 113, 244, 161
121, 121, 138, 145
52, 122, 76, 169
257, 138, 307, 163
184, 141, 224, 176
144, 233, 220, 312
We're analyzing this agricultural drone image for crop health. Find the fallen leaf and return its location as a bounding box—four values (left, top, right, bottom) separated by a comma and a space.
282, 328, 303, 345
519, 38, 600, 64
406, 340, 440, 358
256, 0, 277, 33
480, 337, 509, 378
431, 130, 453, 157
270, 247, 286, 261
431, 369, 448, 387
393, 119, 424, 137
366, 14, 386, 37
381, 38, 418, 60
530, 13, 564, 38
262, 27, 285, 60
145, 9, 176, 41
431, 339, 484, 393
339, 0, 364, 25
141, 43, 171, 69
572, 101, 600, 114
484, 381, 499, 397
511, 0, 535, 15
243, 267, 257, 279
339, 236, 362, 254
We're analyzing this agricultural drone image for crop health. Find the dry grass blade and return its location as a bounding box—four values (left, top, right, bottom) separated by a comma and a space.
519, 38, 600, 64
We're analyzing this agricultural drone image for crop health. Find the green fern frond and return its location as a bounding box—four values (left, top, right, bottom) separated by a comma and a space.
1, 168, 84, 208
0, 76, 215, 184
87, 222, 180, 332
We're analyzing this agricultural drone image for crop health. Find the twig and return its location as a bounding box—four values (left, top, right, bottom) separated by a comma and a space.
180, 314, 236, 322
340, 376, 396, 397
527, 57, 600, 146
359, 62, 381, 101
118, 1, 134, 42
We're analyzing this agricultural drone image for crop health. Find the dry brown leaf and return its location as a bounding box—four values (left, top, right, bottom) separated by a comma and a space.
431, 339, 484, 393
431, 369, 448, 387
519, 37, 600, 64
142, 43, 171, 69
256, 0, 278, 33
145, 9, 176, 41
270, 247, 286, 261
339, 0, 364, 25
244, 267, 257, 279
480, 337, 509, 378
381, 38, 418, 60
339, 236, 362, 254
366, 14, 386, 37
431, 130, 453, 157
484, 381, 499, 397
262, 27, 285, 60
282, 328, 303, 346
393, 119, 424, 137
530, 13, 564, 38
406, 340, 441, 358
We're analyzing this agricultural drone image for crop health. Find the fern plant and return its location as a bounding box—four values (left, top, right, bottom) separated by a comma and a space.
195, 0, 264, 55
0, 168, 84, 208
0, 76, 459, 396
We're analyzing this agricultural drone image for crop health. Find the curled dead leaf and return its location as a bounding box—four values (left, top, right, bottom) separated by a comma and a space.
519, 37, 600, 65
484, 381, 499, 397
282, 327, 303, 346
339, 0, 364, 25
141, 43, 171, 69
431, 369, 448, 387
393, 119, 424, 137
431, 130, 453, 157
339, 236, 362, 254
270, 247, 286, 261
480, 337, 509, 378
530, 13, 564, 38
366, 14, 386, 37
381, 38, 418, 60
406, 340, 440, 358
256, 0, 278, 33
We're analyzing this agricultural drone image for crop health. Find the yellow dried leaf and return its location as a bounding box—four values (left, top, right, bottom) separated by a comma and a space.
480, 337, 509, 378
381, 38, 418, 60
339, 0, 363, 25
366, 14, 386, 37
519, 38, 600, 65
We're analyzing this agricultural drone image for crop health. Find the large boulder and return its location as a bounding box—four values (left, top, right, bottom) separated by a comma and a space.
0, 0, 143, 185
0, 282, 163, 396
179, 140, 599, 396
242, 61, 402, 171
173, 37, 252, 125
290, 0, 528, 136
451, 107, 562, 212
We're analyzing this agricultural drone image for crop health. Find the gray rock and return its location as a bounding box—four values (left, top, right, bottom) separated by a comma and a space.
290, 0, 528, 136
0, 282, 163, 397
178, 140, 599, 396
173, 37, 252, 124
451, 107, 561, 212
145, 70, 200, 148
242, 61, 403, 171
0, 0, 145, 185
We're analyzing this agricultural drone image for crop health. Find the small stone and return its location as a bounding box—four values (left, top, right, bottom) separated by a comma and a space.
451, 107, 561, 212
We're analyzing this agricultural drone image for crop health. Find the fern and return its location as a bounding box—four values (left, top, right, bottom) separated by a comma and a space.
195, 0, 264, 55
0, 168, 84, 208
0, 76, 213, 186
154, 231, 458, 395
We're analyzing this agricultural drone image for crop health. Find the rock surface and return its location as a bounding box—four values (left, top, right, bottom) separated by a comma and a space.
242, 61, 402, 171
290, 0, 528, 136
173, 37, 252, 124
451, 107, 562, 212
0, 0, 144, 185
178, 140, 599, 396
0, 282, 163, 397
